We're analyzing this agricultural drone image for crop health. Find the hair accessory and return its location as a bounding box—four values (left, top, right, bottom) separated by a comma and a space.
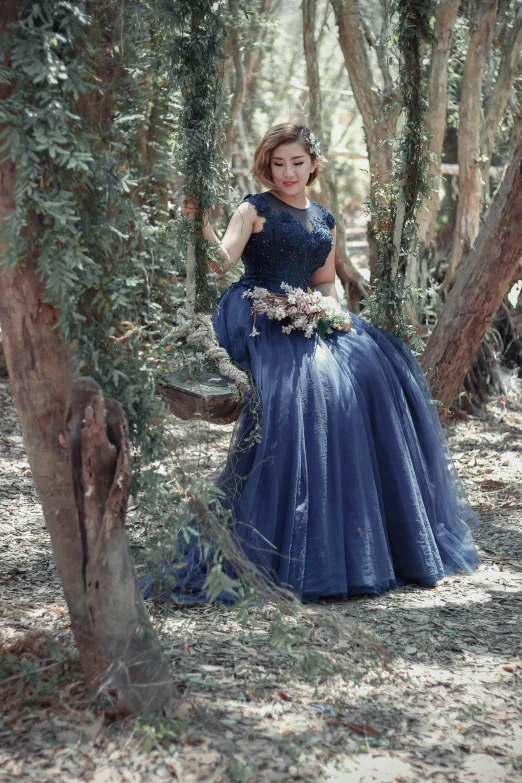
307, 131, 321, 158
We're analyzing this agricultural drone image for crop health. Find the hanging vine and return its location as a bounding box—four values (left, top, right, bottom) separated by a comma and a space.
159, 0, 230, 315
0, 0, 184, 466
363, 0, 435, 349
0, 0, 258, 608
0, 0, 393, 664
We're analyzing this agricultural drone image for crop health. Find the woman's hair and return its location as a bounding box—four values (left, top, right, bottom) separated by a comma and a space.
250, 123, 324, 189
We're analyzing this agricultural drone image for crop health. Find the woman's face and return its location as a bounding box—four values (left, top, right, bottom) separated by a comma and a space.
270, 142, 317, 196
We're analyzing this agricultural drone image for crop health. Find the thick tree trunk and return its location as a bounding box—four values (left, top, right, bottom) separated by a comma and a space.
67, 379, 172, 713
0, 264, 92, 642
0, 265, 172, 712
418, 0, 461, 253
0, 0, 90, 647
330, 0, 400, 279
445, 0, 498, 290
421, 131, 522, 412
0, 0, 171, 713
303, 0, 367, 311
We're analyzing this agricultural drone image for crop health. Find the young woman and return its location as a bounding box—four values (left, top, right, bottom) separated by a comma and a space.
144, 123, 479, 603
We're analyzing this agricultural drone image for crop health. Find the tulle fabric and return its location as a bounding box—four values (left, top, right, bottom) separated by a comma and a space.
141, 281, 479, 603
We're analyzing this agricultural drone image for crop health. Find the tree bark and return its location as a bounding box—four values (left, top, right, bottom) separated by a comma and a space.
329, 0, 398, 187
303, 0, 367, 310
421, 129, 522, 412
418, 0, 461, 253
445, 0, 498, 290
223, 0, 245, 165
330, 0, 401, 279
0, 264, 92, 645
0, 328, 7, 377
482, 4, 522, 167
302, 0, 322, 133
242, 0, 280, 140
0, 267, 172, 712
0, 0, 90, 649
67, 380, 172, 712
0, 0, 171, 713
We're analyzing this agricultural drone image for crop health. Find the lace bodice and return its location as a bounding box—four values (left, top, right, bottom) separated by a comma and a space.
239, 191, 335, 292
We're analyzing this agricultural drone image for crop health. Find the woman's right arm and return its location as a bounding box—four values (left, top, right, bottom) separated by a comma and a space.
182, 199, 257, 274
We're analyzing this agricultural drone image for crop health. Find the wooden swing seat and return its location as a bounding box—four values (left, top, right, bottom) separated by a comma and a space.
160, 368, 241, 424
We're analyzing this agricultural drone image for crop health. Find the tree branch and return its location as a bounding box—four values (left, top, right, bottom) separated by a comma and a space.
359, 14, 394, 97
302, 0, 322, 132
302, 0, 367, 309
482, 2, 522, 162
422, 125, 522, 412
445, 0, 498, 289
418, 0, 462, 248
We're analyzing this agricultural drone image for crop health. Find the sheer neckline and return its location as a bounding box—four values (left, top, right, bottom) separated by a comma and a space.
264, 191, 311, 211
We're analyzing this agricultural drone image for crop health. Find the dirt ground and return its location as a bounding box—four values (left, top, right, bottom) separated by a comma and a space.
1, 375, 522, 783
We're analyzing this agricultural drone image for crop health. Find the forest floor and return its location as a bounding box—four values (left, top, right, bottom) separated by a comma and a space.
1, 376, 522, 783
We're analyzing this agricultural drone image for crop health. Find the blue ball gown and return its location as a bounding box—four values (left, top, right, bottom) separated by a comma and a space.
141, 191, 479, 603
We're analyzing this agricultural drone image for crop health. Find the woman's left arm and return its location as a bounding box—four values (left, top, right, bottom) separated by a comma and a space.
309, 227, 352, 332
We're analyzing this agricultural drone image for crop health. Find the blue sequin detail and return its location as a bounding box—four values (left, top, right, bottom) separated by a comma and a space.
239, 192, 335, 292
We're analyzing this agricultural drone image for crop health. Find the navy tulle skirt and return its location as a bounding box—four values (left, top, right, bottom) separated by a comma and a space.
141, 281, 479, 603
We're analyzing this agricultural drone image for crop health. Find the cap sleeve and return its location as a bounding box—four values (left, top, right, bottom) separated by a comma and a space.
317, 203, 336, 229
242, 193, 270, 215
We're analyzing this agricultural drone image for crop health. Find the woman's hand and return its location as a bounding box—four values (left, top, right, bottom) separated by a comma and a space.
178, 197, 256, 273
339, 315, 352, 333
181, 193, 204, 219
319, 294, 352, 333
338, 310, 353, 332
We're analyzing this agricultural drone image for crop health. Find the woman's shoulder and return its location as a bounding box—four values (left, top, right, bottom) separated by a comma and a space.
310, 200, 336, 229
241, 192, 270, 213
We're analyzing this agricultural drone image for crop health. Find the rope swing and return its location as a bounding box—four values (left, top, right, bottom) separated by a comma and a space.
172, 223, 248, 397
160, 1, 248, 421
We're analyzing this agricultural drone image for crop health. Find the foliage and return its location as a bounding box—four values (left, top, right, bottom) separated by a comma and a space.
0, 633, 79, 703
0, 0, 283, 613
158, 0, 230, 314
0, 1, 394, 700
0, 0, 248, 609
228, 757, 255, 783
0, 0, 181, 466
362, 0, 435, 349
133, 715, 186, 755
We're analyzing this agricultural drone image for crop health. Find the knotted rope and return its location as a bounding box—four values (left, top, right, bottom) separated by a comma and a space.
173, 216, 248, 399
173, 306, 249, 397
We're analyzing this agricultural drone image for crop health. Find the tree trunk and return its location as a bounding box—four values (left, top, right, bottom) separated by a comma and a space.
222, 0, 245, 165
0, 265, 172, 712
303, 0, 367, 311
67, 379, 172, 713
421, 129, 522, 412
329, 0, 398, 187
0, 264, 91, 646
330, 0, 401, 279
482, 5, 522, 165
302, 0, 322, 133
445, 0, 498, 290
0, 328, 7, 377
418, 0, 461, 254
0, 0, 171, 713
324, 166, 367, 312
242, 0, 279, 140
